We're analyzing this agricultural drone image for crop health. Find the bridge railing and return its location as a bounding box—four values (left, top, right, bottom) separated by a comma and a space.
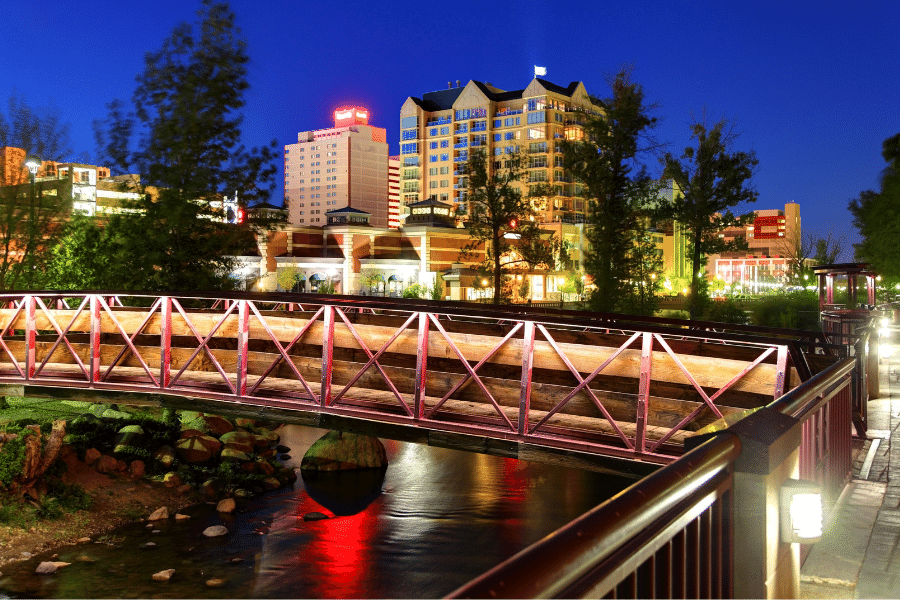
449, 355, 858, 599
0, 291, 831, 463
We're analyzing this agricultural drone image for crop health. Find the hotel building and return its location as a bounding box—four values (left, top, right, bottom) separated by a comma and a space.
398, 78, 601, 224
283, 107, 391, 228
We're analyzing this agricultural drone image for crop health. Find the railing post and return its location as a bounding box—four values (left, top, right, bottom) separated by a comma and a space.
320, 305, 335, 406
689, 408, 802, 599
636, 332, 653, 453
518, 320, 535, 435
24, 295, 35, 380
160, 296, 171, 389
90, 295, 101, 385
414, 312, 429, 421
235, 300, 250, 398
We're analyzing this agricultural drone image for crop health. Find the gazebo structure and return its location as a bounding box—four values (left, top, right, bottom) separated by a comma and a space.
813, 262, 878, 312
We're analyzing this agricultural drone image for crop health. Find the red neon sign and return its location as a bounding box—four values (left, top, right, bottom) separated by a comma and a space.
334, 106, 370, 127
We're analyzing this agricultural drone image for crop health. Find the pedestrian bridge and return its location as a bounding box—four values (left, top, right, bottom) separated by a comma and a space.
0, 291, 873, 597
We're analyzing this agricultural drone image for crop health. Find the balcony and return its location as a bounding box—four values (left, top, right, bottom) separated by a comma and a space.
454, 141, 468, 149
495, 108, 523, 117
471, 123, 487, 132
426, 116, 452, 126
453, 156, 469, 163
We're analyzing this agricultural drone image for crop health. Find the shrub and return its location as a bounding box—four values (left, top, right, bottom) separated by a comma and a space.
748, 291, 819, 330
0, 436, 26, 488
704, 299, 749, 325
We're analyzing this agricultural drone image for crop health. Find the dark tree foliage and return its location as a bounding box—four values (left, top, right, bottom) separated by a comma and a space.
0, 94, 75, 290
460, 150, 562, 304
561, 69, 660, 314
849, 132, 900, 278
661, 118, 758, 318
90, 0, 278, 292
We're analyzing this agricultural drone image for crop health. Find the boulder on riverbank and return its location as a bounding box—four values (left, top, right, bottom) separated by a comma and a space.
300, 431, 388, 471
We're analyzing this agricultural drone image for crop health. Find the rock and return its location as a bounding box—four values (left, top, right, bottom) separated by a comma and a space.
88, 403, 111, 417
206, 578, 227, 588
180, 410, 204, 424
75, 554, 95, 562
181, 417, 210, 434
234, 418, 255, 428
101, 408, 132, 420
148, 507, 169, 521
176, 483, 192, 494
84, 447, 102, 465
216, 498, 236, 514
304, 512, 329, 522
275, 444, 291, 454
201, 478, 223, 499
175, 435, 221, 463
35, 561, 69, 574
152, 445, 176, 468
151, 569, 175, 581
300, 431, 388, 471
128, 460, 146, 478
234, 488, 253, 499
175, 513, 190, 521
239, 461, 257, 473
94, 454, 120, 474
219, 430, 256, 450
203, 415, 234, 436
203, 525, 229, 537
220, 446, 250, 462
179, 428, 207, 440
116, 459, 128, 472
262, 477, 281, 491
77, 537, 91, 544
257, 448, 276, 459
112, 425, 146, 456
257, 461, 275, 476
144, 542, 156, 547
163, 472, 183, 488
254, 428, 280, 448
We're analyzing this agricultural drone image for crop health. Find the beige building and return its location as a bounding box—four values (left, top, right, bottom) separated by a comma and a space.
399, 78, 601, 225
284, 107, 390, 228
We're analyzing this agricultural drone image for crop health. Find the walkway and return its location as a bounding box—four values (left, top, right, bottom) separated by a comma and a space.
801, 357, 900, 598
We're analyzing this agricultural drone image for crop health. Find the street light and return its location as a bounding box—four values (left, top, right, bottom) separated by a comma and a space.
24, 155, 41, 289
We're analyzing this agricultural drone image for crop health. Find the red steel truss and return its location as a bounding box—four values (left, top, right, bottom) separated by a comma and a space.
0, 292, 809, 463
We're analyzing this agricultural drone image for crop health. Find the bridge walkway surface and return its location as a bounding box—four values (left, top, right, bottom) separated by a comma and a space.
801, 358, 900, 599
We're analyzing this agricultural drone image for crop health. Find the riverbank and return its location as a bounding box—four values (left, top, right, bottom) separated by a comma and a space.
0, 443, 200, 570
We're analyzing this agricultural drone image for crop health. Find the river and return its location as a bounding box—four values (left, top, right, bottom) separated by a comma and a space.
0, 425, 637, 599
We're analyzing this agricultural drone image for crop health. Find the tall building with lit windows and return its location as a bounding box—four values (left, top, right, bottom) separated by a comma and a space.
398, 78, 601, 224
284, 107, 390, 228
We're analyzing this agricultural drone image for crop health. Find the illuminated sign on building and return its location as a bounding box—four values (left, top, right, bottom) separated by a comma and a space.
753, 215, 786, 240
334, 106, 370, 127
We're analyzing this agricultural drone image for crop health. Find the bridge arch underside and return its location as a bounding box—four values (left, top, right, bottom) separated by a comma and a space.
0, 293, 839, 472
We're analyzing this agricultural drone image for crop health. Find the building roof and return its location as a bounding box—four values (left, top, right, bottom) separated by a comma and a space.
410, 78, 586, 112
407, 197, 452, 209
249, 201, 284, 211
325, 206, 370, 215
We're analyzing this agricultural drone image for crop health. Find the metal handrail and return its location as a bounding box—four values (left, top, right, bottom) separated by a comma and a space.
768, 357, 856, 419
447, 432, 741, 598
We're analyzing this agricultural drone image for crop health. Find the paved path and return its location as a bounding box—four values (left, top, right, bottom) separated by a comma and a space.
801, 360, 900, 599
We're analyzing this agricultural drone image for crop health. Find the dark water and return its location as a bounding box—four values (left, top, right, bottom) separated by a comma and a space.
0, 427, 635, 599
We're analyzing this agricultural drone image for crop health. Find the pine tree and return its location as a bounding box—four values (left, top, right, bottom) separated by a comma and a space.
849, 133, 900, 277
561, 69, 659, 314
91, 0, 278, 291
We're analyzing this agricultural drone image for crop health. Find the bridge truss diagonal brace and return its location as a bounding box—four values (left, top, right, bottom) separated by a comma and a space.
32, 296, 91, 381
169, 299, 237, 395
246, 303, 322, 402
528, 328, 639, 451
328, 307, 414, 417
425, 315, 517, 432
0, 297, 30, 379
647, 339, 782, 453
98, 295, 162, 387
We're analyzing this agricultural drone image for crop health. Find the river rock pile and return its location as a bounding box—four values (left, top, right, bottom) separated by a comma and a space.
67, 407, 296, 501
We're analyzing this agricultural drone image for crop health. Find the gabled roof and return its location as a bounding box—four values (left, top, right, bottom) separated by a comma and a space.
325, 206, 370, 215
411, 87, 467, 112
535, 78, 582, 96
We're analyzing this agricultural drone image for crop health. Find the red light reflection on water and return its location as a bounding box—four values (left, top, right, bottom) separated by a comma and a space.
291, 492, 376, 598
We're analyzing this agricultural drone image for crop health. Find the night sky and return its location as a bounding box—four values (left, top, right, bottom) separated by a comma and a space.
3, 0, 898, 258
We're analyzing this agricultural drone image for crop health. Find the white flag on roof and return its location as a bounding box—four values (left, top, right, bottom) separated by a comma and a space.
534, 65, 547, 77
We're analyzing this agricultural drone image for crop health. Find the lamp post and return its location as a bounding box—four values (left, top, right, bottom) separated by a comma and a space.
24, 155, 41, 289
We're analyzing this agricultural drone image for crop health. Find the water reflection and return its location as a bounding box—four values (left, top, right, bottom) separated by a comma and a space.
0, 432, 637, 599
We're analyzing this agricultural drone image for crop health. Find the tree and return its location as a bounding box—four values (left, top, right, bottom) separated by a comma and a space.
0, 94, 74, 290
849, 132, 900, 277
661, 118, 759, 318
777, 230, 845, 283
91, 0, 279, 291
459, 150, 533, 304
561, 68, 660, 313
44, 214, 127, 289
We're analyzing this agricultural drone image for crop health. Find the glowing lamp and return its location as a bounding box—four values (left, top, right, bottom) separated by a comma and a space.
880, 343, 894, 358
780, 479, 823, 543
24, 155, 41, 175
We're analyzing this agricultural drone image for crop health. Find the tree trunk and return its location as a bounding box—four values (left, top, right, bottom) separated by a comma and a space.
16, 420, 67, 495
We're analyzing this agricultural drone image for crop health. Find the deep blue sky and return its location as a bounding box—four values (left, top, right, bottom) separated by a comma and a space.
3, 0, 898, 258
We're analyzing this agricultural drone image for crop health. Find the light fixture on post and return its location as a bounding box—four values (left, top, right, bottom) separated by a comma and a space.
780, 479, 823, 544
24, 155, 41, 289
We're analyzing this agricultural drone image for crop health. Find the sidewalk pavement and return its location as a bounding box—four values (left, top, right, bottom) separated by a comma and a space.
800, 362, 900, 599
